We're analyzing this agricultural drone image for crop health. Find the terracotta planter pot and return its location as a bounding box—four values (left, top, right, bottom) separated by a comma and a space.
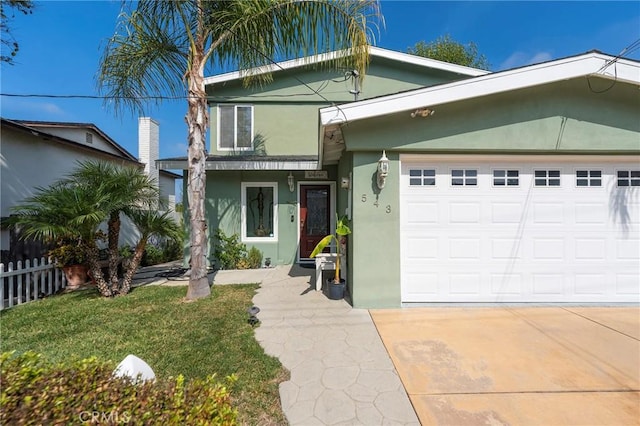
63, 264, 89, 289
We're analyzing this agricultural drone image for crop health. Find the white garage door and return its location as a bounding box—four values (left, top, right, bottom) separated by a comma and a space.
400, 155, 640, 304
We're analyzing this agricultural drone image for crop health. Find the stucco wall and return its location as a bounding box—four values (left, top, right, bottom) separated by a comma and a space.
206, 58, 472, 156
209, 104, 321, 156
342, 79, 640, 153
349, 151, 401, 308
204, 167, 338, 267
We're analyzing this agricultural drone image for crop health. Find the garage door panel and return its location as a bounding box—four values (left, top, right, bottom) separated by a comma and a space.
401, 158, 640, 303
533, 202, 565, 224
449, 202, 481, 223
491, 202, 525, 223
616, 274, 640, 295
574, 203, 608, 224
406, 201, 439, 224
575, 274, 607, 295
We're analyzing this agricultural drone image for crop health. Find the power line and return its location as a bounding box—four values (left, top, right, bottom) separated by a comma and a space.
0, 91, 348, 100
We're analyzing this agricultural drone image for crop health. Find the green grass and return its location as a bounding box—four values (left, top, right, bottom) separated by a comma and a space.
0, 284, 289, 425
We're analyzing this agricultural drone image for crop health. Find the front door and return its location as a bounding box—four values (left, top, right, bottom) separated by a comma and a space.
299, 185, 331, 259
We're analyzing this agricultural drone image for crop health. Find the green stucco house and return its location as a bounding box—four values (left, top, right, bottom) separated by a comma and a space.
159, 48, 640, 308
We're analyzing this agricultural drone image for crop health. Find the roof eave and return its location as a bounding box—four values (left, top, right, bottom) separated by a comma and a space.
204, 46, 488, 86
320, 52, 640, 127
157, 158, 319, 171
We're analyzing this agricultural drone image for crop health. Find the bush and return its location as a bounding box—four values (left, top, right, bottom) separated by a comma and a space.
0, 351, 237, 425
212, 230, 265, 270
247, 247, 263, 269
141, 244, 164, 266
213, 230, 247, 270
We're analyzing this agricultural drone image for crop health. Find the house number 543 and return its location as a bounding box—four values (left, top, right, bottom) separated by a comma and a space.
361, 194, 391, 214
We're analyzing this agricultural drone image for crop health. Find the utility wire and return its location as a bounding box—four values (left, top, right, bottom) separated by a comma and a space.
587, 37, 640, 94
0, 91, 349, 100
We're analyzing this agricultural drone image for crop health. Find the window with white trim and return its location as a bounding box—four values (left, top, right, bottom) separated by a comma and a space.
617, 170, 640, 187
535, 170, 560, 186
218, 105, 253, 150
451, 169, 477, 186
576, 170, 602, 187
241, 183, 278, 242
409, 169, 436, 186
493, 169, 519, 186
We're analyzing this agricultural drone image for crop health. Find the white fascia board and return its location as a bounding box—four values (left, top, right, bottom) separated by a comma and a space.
368, 47, 489, 76
400, 153, 640, 163
157, 159, 319, 171
320, 53, 640, 126
204, 52, 343, 85
204, 46, 488, 86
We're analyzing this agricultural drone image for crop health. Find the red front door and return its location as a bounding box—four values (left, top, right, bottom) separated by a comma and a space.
299, 185, 330, 259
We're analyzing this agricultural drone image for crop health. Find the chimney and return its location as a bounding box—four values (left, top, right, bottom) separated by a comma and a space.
138, 117, 159, 188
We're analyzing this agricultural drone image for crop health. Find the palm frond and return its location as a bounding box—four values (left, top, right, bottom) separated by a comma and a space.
97, 2, 190, 115
208, 0, 382, 86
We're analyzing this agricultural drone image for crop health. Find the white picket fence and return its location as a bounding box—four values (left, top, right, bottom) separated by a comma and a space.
0, 257, 67, 310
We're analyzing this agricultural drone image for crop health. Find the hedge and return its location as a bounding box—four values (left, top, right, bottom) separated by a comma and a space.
0, 351, 237, 425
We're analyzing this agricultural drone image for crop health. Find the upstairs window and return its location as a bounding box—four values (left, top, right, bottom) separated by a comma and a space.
218, 105, 253, 150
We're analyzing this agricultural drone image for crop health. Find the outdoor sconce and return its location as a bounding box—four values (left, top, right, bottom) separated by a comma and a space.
341, 176, 350, 189
287, 172, 295, 192
377, 150, 390, 189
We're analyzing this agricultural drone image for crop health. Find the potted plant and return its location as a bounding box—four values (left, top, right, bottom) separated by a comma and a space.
310, 215, 351, 300
48, 238, 88, 289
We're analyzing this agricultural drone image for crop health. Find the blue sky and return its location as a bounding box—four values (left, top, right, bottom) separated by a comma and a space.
2, 0, 639, 194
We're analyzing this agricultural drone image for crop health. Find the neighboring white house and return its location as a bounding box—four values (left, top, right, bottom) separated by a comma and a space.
0, 117, 181, 263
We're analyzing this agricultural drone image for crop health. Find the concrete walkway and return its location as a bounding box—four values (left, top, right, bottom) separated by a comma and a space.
135, 263, 419, 425
253, 265, 419, 425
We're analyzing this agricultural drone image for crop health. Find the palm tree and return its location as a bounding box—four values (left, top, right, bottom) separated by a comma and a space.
98, 0, 382, 300
9, 182, 114, 296
64, 161, 158, 293
11, 162, 180, 297
120, 209, 181, 295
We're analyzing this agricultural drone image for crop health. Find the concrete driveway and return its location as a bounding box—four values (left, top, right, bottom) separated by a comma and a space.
371, 307, 640, 425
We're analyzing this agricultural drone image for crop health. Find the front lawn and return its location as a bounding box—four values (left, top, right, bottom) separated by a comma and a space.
0, 284, 289, 425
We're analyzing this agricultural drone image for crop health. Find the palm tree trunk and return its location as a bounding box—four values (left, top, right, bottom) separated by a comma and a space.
107, 212, 121, 293
185, 8, 211, 300
119, 238, 146, 296
86, 243, 112, 297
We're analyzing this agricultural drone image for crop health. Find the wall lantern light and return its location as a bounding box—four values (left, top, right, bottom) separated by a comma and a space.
288, 172, 295, 192
377, 150, 390, 189
341, 176, 350, 189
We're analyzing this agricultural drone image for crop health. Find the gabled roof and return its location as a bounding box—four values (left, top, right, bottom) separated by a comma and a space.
320, 51, 640, 126
204, 46, 488, 86
2, 118, 141, 164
